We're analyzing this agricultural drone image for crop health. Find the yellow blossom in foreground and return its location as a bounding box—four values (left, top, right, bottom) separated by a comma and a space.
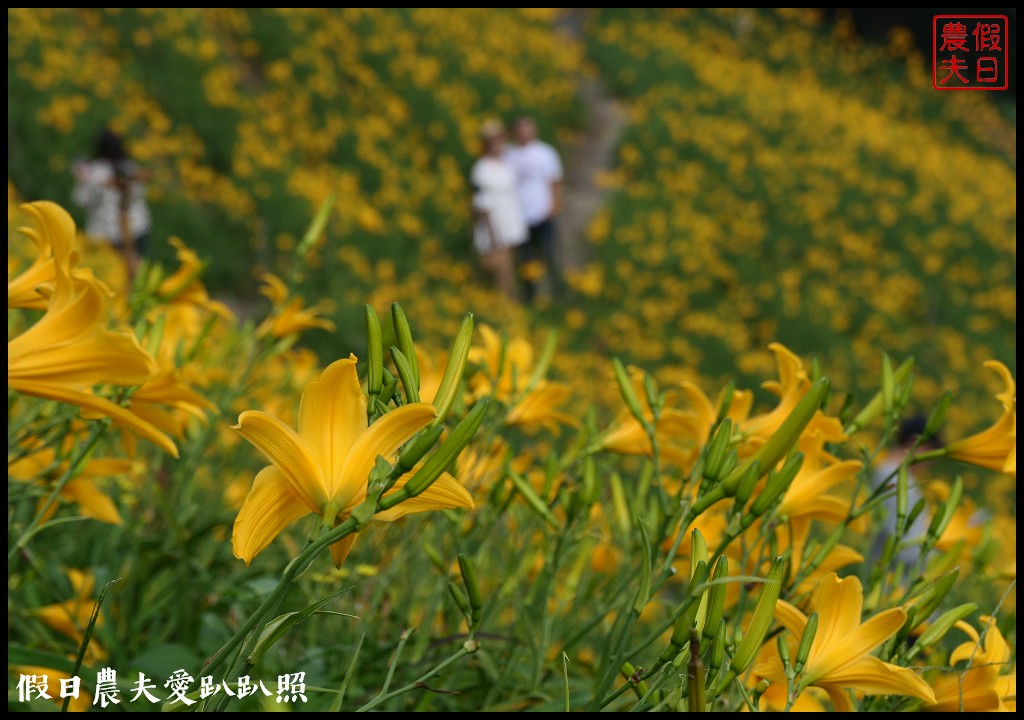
754, 573, 936, 711
7, 201, 76, 309
927, 616, 1015, 712
256, 272, 335, 338
7, 203, 177, 456
232, 355, 473, 565
33, 569, 106, 663
946, 361, 1016, 477
157, 238, 235, 320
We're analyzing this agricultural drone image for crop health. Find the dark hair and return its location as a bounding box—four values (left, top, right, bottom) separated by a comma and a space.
897, 414, 941, 448
94, 128, 130, 164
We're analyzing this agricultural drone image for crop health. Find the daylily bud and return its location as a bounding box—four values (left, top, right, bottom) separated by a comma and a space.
296, 194, 334, 257
906, 497, 927, 531
703, 557, 728, 642
447, 581, 471, 620
665, 560, 709, 658
613, 358, 648, 426
845, 358, 914, 434
747, 453, 803, 521
734, 459, 761, 505
378, 399, 488, 511
795, 612, 818, 673
525, 329, 558, 393
712, 557, 784, 696
882, 353, 895, 416
365, 305, 384, 400
716, 380, 735, 424
458, 553, 483, 624
912, 569, 959, 628
397, 426, 444, 474
908, 604, 979, 660
924, 391, 952, 439
391, 302, 419, 389
718, 379, 828, 501
702, 419, 734, 483
379, 369, 398, 407
390, 346, 420, 403
776, 634, 791, 667
508, 468, 561, 529
926, 477, 963, 542
708, 620, 726, 679
432, 313, 474, 426
690, 530, 710, 634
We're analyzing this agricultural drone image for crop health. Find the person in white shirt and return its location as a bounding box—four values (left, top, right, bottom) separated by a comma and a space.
470, 119, 529, 300
71, 128, 152, 277
505, 116, 564, 302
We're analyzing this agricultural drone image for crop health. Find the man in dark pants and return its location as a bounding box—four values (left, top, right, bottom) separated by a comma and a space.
506, 116, 564, 302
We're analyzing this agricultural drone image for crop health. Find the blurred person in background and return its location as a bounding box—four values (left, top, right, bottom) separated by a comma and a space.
505, 115, 564, 302
72, 127, 152, 279
470, 119, 528, 300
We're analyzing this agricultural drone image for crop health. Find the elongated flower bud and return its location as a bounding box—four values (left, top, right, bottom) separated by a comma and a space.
703, 419, 734, 483
397, 426, 444, 474
458, 553, 483, 624
391, 346, 420, 403
447, 581, 471, 619
713, 557, 784, 695
696, 379, 827, 518
378, 399, 488, 511
391, 302, 419, 389
613, 358, 648, 426
703, 558, 728, 642
365, 305, 384, 399
924, 391, 952, 439
912, 569, 959, 628
708, 620, 726, 679
794, 612, 818, 673
882, 353, 895, 415
432, 313, 474, 425
908, 604, 978, 660
845, 358, 914, 434
926, 477, 963, 542
508, 468, 561, 529
716, 380, 735, 424
747, 453, 803, 521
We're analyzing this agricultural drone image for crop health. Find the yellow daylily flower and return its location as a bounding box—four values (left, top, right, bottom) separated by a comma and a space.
927, 616, 1015, 712
158, 238, 235, 320
469, 324, 577, 433
946, 361, 1015, 477
256, 272, 335, 338
741, 342, 815, 449
232, 355, 473, 566
8, 201, 76, 309
778, 414, 864, 560
753, 573, 936, 711
33, 569, 106, 662
128, 369, 217, 439
9, 445, 133, 525
7, 204, 177, 456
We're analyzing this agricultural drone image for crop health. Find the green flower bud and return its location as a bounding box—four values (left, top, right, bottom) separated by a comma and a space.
795, 612, 818, 673
390, 346, 420, 403
613, 358, 648, 426
365, 305, 384, 399
432, 313, 474, 426
391, 302, 419, 389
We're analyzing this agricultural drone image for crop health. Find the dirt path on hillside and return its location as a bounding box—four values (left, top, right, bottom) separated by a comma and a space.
555, 9, 626, 272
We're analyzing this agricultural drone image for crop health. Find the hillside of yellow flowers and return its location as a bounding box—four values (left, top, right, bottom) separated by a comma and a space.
7, 8, 1016, 713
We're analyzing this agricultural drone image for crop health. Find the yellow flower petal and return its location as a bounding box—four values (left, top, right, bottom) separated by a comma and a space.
232, 466, 314, 565
10, 380, 178, 457
813, 607, 907, 682
329, 533, 358, 568
774, 598, 809, 641
235, 410, 326, 510
298, 356, 366, 498
824, 656, 936, 704
376, 471, 475, 521
336, 402, 436, 511
60, 477, 122, 525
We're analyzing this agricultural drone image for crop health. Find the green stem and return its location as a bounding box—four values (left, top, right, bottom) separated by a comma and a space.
356, 647, 472, 712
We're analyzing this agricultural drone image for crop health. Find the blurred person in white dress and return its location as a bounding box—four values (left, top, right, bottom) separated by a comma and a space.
470, 119, 528, 300
505, 115, 564, 302
72, 128, 152, 277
